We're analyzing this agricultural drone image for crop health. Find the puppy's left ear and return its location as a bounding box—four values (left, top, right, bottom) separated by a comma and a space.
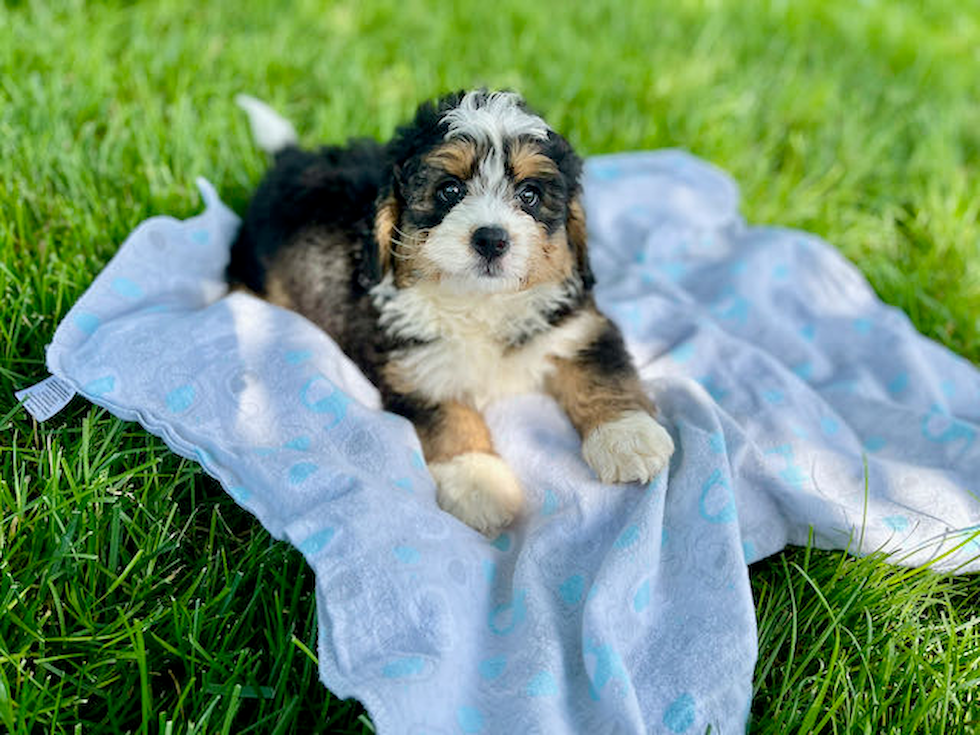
546, 129, 594, 291
567, 196, 595, 291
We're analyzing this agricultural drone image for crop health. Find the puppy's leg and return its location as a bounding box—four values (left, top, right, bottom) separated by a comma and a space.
390, 395, 523, 535
546, 318, 674, 484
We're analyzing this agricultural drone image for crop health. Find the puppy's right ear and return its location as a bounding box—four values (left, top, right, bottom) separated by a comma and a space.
367, 184, 399, 284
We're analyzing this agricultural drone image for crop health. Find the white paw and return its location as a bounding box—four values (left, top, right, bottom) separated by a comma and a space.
582, 410, 674, 484
429, 452, 524, 536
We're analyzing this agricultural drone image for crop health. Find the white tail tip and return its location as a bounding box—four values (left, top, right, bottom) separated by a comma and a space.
235, 94, 299, 155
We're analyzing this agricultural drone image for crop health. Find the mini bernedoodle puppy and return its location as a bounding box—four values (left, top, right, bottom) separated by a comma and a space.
228, 90, 675, 535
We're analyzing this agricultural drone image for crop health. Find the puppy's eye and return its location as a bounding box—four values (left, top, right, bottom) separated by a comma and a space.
436, 179, 465, 204
517, 184, 541, 209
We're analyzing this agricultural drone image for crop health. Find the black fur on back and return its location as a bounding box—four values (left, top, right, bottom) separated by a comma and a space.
228, 92, 468, 293
226, 139, 388, 296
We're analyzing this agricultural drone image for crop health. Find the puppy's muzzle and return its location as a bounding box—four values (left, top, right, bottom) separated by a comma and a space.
471, 226, 510, 261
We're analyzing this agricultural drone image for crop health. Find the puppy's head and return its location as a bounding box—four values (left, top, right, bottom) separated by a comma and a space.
373, 90, 593, 294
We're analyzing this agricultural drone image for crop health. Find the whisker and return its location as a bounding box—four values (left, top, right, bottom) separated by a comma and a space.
388, 226, 430, 261
392, 227, 428, 244
390, 237, 420, 251
390, 251, 415, 261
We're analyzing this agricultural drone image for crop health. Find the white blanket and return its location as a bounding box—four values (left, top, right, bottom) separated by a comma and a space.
36, 151, 980, 734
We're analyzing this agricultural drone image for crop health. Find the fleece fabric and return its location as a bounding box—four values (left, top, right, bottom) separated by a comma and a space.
38, 151, 980, 734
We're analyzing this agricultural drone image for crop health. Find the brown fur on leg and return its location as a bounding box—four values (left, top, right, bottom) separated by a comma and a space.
545, 315, 655, 440
546, 313, 674, 484
415, 400, 497, 463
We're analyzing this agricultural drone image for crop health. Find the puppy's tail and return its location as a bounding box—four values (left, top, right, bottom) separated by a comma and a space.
235, 94, 299, 155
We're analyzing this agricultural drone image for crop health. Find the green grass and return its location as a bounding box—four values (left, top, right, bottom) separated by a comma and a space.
2, 0, 979, 732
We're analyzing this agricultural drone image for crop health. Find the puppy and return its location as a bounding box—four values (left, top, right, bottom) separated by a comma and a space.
228, 90, 674, 535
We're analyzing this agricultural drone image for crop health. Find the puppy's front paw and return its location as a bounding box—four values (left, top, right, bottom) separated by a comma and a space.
582, 410, 674, 484
429, 452, 524, 536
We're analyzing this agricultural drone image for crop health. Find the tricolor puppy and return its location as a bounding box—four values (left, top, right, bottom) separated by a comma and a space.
228, 90, 674, 535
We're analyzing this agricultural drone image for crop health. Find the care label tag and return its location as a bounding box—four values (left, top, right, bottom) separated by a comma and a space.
14, 375, 76, 422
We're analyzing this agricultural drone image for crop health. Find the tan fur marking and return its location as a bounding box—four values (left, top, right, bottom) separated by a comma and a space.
380, 360, 417, 397
374, 195, 398, 277
417, 401, 496, 464
509, 140, 560, 182
521, 225, 575, 289
392, 243, 441, 289
509, 146, 577, 290
377, 191, 437, 289
424, 140, 478, 179
264, 272, 294, 310
545, 314, 655, 438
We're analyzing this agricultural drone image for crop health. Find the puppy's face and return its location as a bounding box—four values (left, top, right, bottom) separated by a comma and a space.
375, 91, 592, 294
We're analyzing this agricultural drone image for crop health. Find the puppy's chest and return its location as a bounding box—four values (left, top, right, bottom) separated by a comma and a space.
374, 284, 597, 407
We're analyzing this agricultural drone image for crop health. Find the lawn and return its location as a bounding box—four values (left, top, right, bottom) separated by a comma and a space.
2, 0, 979, 732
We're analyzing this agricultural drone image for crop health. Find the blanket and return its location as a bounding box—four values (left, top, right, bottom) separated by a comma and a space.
28, 151, 980, 734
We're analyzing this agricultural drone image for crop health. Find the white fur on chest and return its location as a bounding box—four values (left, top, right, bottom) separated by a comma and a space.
372, 277, 598, 408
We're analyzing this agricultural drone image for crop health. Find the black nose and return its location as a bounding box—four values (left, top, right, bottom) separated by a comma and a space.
471, 226, 510, 261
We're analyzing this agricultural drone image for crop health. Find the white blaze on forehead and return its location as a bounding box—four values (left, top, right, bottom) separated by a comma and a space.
441, 91, 550, 149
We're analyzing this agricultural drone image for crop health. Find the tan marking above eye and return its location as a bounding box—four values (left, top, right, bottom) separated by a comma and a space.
509, 140, 560, 182
424, 140, 479, 180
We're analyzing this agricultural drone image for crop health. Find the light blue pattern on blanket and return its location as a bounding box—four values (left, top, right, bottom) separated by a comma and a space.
43, 156, 980, 734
